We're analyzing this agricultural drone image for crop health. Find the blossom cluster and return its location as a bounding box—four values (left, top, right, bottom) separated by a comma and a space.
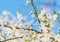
0, 8, 60, 42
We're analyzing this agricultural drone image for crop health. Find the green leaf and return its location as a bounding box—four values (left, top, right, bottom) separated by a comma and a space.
5, 38, 10, 41
29, 1, 32, 5
59, 29, 60, 35
25, 40, 30, 42
17, 10, 21, 14
43, 20, 48, 24
0, 41, 3, 42
37, 11, 40, 14
54, 11, 58, 15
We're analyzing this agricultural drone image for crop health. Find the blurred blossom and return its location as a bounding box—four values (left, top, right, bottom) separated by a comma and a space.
0, 36, 4, 41
45, 8, 51, 14
41, 5, 47, 9
53, 14, 58, 21
0, 5, 59, 42
17, 11, 22, 21
3, 28, 12, 39
2, 10, 10, 16
9, 20, 16, 25
30, 11, 33, 14
14, 29, 24, 37
29, 11, 35, 18
0, 27, 4, 33
25, 0, 30, 5
17, 11, 27, 22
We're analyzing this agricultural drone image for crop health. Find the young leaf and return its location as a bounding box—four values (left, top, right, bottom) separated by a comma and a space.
37, 11, 40, 14
54, 11, 58, 15
43, 19, 48, 24
25, 40, 30, 42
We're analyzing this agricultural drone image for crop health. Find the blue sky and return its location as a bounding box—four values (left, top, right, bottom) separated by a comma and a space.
0, 0, 60, 35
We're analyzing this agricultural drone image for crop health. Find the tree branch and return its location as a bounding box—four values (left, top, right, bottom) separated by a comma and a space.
2, 37, 23, 42
0, 24, 42, 42
31, 0, 40, 24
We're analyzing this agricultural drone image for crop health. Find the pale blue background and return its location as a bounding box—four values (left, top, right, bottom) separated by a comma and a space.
0, 0, 60, 35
